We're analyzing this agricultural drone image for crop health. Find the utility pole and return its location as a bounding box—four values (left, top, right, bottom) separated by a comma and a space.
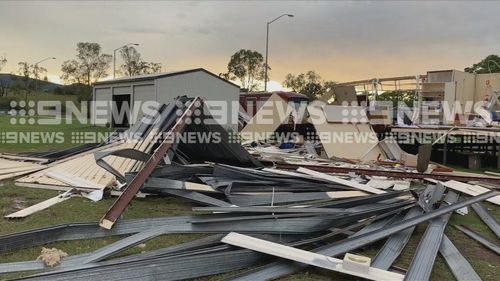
264, 13, 294, 92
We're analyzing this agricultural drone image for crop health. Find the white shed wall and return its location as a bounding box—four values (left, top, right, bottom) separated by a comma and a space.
133, 84, 156, 124
92, 70, 239, 129
92, 87, 112, 126
155, 71, 239, 129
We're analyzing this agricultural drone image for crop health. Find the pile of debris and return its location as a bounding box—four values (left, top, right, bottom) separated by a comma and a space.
0, 96, 499, 281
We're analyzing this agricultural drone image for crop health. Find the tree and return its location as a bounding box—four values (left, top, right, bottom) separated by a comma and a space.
465, 54, 500, 74
119, 46, 162, 76
0, 55, 7, 96
60, 42, 112, 85
224, 49, 267, 91
0, 55, 6, 72
16, 61, 47, 91
377, 90, 416, 107
32, 64, 47, 82
61, 60, 83, 84
283, 70, 328, 100
17, 62, 31, 80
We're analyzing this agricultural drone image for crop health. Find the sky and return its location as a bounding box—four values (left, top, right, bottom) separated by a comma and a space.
0, 0, 499, 90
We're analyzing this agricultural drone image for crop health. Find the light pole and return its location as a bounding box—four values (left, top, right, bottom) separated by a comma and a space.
114, 43, 140, 79
265, 13, 294, 92
34, 57, 56, 93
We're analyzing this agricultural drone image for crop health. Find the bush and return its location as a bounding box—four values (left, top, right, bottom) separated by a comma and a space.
0, 95, 23, 110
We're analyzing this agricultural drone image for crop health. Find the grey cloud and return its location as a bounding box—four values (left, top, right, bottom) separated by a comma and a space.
1, 1, 499, 83
118, 26, 169, 36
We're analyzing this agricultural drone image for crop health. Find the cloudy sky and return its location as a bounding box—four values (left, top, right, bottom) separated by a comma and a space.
0, 1, 499, 89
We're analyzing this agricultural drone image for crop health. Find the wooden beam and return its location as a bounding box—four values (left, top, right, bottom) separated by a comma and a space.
222, 232, 404, 281
5, 189, 76, 218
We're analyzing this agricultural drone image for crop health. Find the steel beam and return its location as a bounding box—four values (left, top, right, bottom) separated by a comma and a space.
404, 191, 459, 281
439, 234, 482, 281
471, 203, 500, 238
455, 225, 500, 255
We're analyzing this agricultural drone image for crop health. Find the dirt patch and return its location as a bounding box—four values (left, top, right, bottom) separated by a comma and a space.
7, 197, 28, 213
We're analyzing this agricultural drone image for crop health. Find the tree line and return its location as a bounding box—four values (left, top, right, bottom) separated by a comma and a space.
2, 44, 499, 99
221, 49, 500, 100
220, 49, 336, 100
0, 42, 163, 90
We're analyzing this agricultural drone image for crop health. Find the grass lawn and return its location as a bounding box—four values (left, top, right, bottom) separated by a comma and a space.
0, 115, 113, 153
0, 125, 499, 280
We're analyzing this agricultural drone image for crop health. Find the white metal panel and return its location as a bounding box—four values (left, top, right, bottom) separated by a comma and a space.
475, 73, 500, 106
427, 71, 453, 83
93, 87, 112, 126
133, 84, 155, 101
132, 84, 156, 125
113, 86, 132, 95
155, 71, 239, 129
453, 71, 476, 108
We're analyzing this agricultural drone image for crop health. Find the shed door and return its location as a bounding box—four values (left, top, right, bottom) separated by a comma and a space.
133, 84, 156, 123
94, 87, 112, 126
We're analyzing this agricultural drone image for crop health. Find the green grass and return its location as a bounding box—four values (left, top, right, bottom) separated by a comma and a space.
0, 115, 113, 153
0, 92, 82, 111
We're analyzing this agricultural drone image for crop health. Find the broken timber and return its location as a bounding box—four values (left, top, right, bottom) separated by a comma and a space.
5, 189, 76, 218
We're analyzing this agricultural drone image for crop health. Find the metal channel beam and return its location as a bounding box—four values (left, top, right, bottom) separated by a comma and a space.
439, 234, 482, 281
471, 203, 500, 238
19, 250, 263, 281
0, 217, 188, 253
372, 184, 444, 270
100, 97, 202, 229
404, 191, 459, 281
225, 190, 498, 281
371, 207, 423, 269
455, 225, 500, 255
150, 188, 233, 207
192, 206, 350, 214
0, 234, 225, 274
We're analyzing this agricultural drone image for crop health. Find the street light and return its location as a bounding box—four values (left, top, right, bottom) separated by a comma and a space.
34, 57, 56, 93
113, 43, 140, 79
265, 13, 294, 92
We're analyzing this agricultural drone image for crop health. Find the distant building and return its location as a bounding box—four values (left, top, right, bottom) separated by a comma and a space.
239, 91, 309, 117
337, 69, 500, 125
